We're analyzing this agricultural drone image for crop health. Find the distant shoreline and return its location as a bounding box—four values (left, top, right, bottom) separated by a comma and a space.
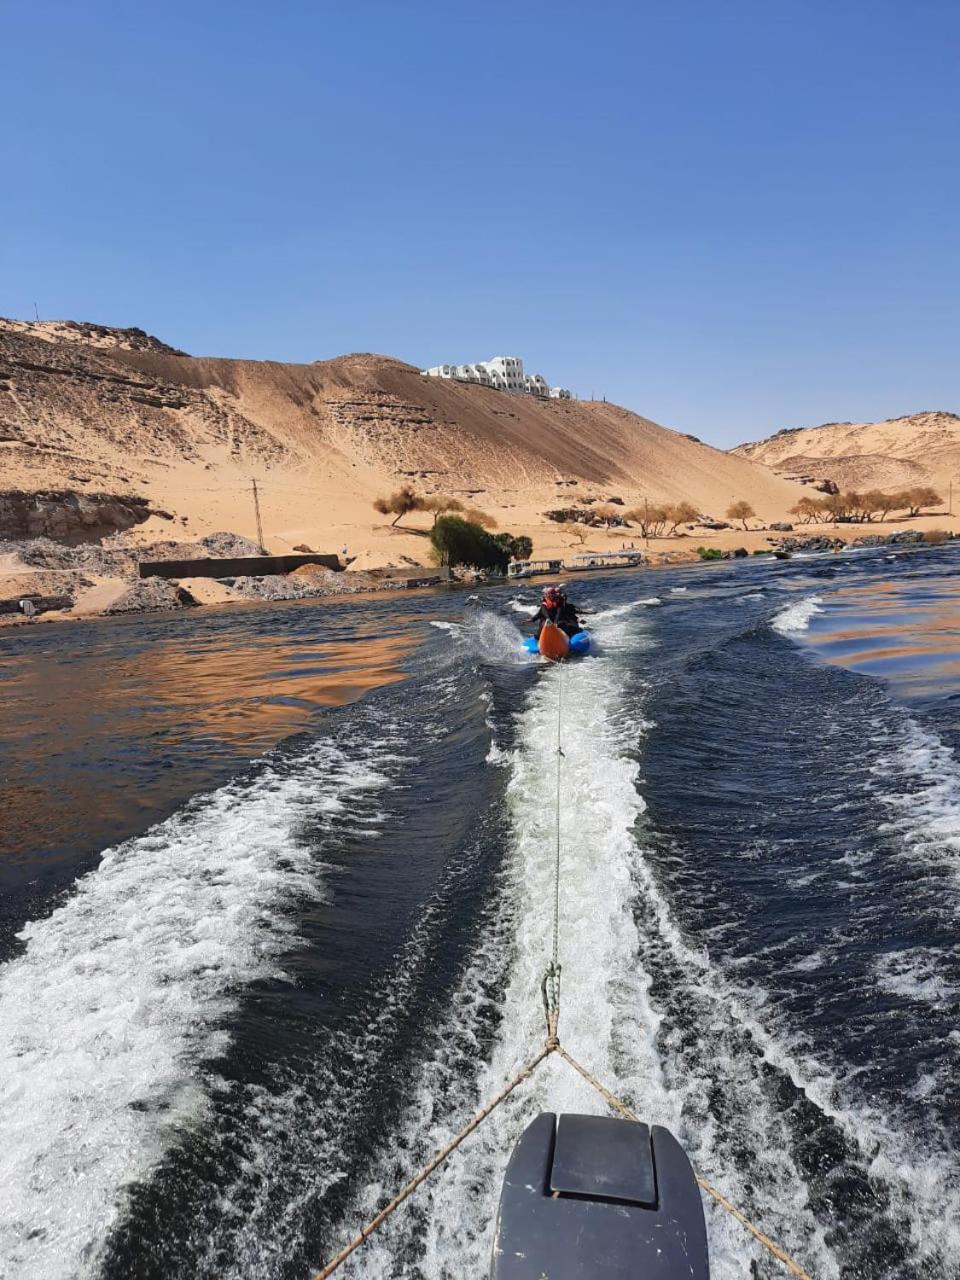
3, 527, 956, 633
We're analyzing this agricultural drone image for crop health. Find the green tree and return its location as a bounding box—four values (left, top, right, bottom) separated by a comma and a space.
430, 515, 511, 572
509, 534, 534, 560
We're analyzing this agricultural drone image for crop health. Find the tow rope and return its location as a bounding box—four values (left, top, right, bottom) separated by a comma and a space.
312, 658, 813, 1280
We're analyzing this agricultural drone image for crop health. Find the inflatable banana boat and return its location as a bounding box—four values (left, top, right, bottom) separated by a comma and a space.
522, 621, 591, 660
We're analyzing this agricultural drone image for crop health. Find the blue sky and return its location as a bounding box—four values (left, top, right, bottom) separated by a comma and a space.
2, 0, 957, 446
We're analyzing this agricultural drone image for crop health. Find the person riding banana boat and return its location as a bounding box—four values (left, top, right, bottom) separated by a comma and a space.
522, 586, 591, 658
529, 586, 582, 638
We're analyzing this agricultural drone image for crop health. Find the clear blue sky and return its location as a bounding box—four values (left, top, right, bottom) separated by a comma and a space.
2, 1, 957, 446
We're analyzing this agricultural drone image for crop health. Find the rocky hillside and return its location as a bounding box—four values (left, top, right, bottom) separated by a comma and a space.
0, 318, 808, 554
732, 412, 960, 494
0, 318, 185, 355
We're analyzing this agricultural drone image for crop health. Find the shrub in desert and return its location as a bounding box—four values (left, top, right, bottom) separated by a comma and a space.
592, 504, 624, 527
923, 528, 950, 545
373, 484, 423, 527
430, 515, 510, 572
665, 501, 699, 533
563, 520, 590, 544
840, 491, 864, 521
845, 490, 892, 523
788, 497, 824, 525
818, 492, 848, 521
422, 495, 464, 525
725, 500, 756, 530
624, 504, 668, 538
463, 506, 498, 529
863, 490, 897, 521
901, 486, 943, 517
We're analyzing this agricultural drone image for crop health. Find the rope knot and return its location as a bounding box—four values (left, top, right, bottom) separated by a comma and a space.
541, 960, 562, 1042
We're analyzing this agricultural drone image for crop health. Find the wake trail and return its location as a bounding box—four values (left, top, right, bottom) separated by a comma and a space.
330, 607, 842, 1279
0, 731, 406, 1280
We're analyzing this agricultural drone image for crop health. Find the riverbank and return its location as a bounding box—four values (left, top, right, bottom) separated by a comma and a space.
0, 529, 451, 627
2, 516, 957, 628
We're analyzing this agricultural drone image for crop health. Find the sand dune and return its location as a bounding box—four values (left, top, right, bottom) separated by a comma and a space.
733, 412, 960, 495
0, 319, 810, 565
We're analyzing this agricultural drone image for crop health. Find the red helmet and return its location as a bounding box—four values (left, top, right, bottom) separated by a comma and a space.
543, 586, 561, 605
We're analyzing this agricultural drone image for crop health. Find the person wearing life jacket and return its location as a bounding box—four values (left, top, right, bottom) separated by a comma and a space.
530, 585, 581, 638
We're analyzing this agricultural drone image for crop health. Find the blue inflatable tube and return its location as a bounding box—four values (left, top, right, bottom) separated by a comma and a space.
522, 630, 591, 657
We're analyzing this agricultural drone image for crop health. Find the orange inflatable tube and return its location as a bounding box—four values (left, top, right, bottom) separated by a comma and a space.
538, 621, 570, 661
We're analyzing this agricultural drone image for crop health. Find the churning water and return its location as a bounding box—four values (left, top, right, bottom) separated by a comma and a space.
2, 550, 959, 1279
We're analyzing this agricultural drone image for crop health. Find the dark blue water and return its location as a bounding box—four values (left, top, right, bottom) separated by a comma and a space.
1, 549, 959, 1280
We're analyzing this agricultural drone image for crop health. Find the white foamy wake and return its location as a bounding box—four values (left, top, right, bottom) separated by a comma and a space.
0, 738, 399, 1280
339, 610, 839, 1279
871, 717, 960, 896
589, 597, 657, 622
873, 948, 957, 1004
772, 593, 823, 634
351, 612, 670, 1276
433, 612, 537, 666
467, 611, 538, 664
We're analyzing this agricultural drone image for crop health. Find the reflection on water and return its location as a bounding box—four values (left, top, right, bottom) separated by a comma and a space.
131, 628, 412, 737
803, 573, 960, 702
0, 599, 417, 893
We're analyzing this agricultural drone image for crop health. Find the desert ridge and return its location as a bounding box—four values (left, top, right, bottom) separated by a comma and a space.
0, 318, 810, 570
3, 317, 957, 627
732, 411, 960, 496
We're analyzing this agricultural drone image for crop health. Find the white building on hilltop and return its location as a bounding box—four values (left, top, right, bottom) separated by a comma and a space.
421, 355, 571, 400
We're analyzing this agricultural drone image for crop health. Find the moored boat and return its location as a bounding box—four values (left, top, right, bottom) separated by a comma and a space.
507, 557, 564, 579
562, 551, 644, 572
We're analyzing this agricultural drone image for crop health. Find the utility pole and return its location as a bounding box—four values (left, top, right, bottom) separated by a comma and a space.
251, 479, 266, 553
950, 480, 953, 517
33, 302, 39, 322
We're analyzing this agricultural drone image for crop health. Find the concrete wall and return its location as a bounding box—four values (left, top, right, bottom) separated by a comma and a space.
0, 593, 73, 615
138, 553, 342, 581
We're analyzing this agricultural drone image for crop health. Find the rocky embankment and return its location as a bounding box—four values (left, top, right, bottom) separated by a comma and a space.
769, 529, 954, 554
0, 489, 154, 542
0, 527, 443, 624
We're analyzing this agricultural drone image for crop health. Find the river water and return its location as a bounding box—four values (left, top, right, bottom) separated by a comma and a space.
1, 550, 958, 1280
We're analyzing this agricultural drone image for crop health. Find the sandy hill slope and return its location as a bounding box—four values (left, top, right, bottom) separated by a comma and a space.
0, 318, 808, 560
732, 412, 960, 494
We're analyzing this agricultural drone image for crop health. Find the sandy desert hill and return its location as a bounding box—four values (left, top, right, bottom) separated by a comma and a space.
0, 317, 809, 561
732, 412, 960, 495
